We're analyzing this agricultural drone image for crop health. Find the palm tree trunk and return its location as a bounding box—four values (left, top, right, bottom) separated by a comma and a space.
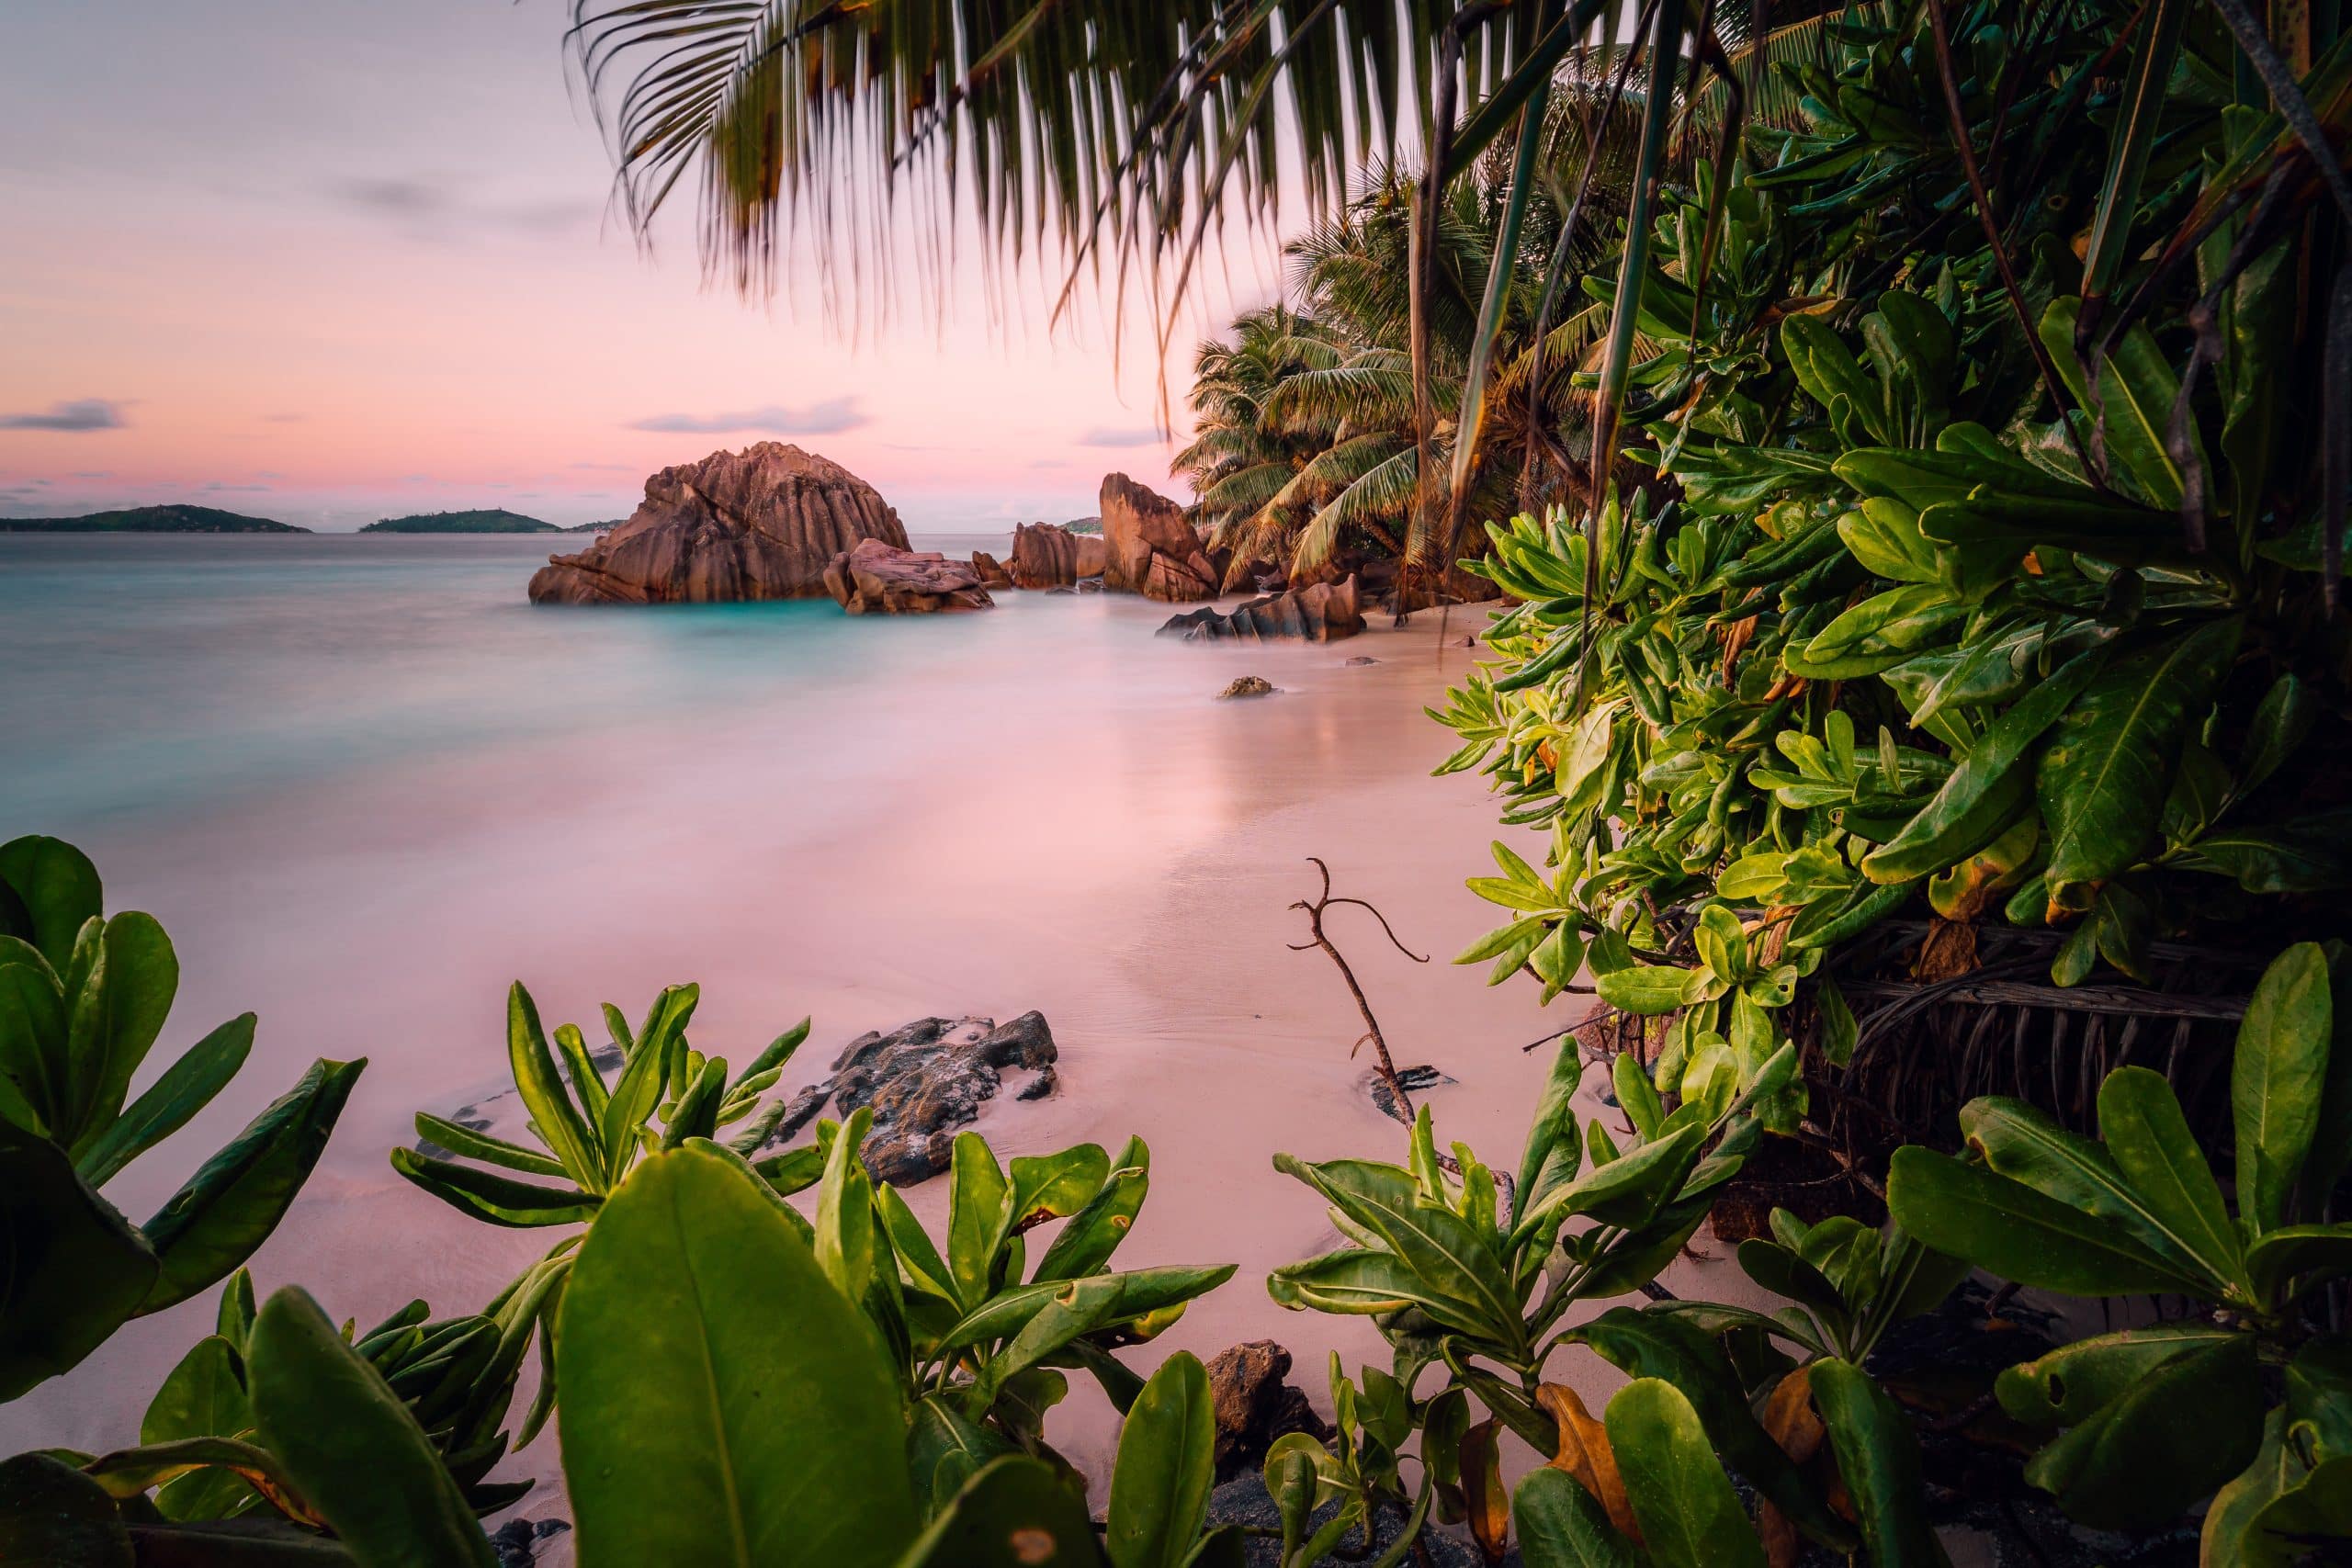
1400, 25, 1464, 626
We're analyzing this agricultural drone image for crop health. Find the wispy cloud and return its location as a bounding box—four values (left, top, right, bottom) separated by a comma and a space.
1077, 425, 1163, 448
0, 399, 127, 433
628, 398, 869, 436
328, 177, 596, 240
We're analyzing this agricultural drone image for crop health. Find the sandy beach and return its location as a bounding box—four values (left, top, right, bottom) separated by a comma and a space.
0, 556, 1675, 1511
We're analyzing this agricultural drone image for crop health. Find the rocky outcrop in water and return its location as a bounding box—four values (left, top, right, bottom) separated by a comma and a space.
970, 550, 1012, 589
1101, 475, 1218, 602
1008, 521, 1107, 589
1159, 578, 1366, 643
758, 1013, 1058, 1185
822, 538, 995, 615
527, 443, 908, 604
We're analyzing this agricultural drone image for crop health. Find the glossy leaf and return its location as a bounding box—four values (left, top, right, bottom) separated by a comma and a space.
1886, 1146, 2193, 1295
1604, 1379, 1764, 1568
1811, 1359, 1941, 1567
247, 1287, 495, 1567
2234, 943, 2333, 1238
0, 1452, 131, 1568
74, 1013, 254, 1190
558, 1142, 915, 1567
0, 1117, 157, 1399
898, 1455, 1096, 1567
140, 1056, 364, 1313
1105, 1351, 1214, 1568
0, 835, 103, 972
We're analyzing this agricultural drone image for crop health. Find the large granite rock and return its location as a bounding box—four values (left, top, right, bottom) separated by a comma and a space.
1158, 577, 1365, 643
1206, 1342, 1331, 1482
528, 443, 908, 604
822, 537, 994, 615
1100, 474, 1217, 602
970, 550, 1012, 588
760, 1014, 1059, 1185
1008, 521, 1107, 588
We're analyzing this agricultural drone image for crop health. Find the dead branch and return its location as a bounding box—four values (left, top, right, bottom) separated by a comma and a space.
1290, 856, 1428, 1125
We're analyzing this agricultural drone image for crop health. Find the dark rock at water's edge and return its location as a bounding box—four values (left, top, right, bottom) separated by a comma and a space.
757, 1013, 1059, 1185
1217, 676, 1276, 700
1100, 474, 1218, 602
527, 442, 908, 604
822, 538, 994, 615
363, 509, 558, 534
1344, 655, 1380, 666
0, 504, 307, 533
1159, 578, 1366, 644
490, 1517, 571, 1567
1206, 1342, 1332, 1482
1008, 520, 1108, 588
1207, 1474, 1498, 1566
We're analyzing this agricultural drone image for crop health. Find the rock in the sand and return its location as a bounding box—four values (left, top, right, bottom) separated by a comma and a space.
1207, 1342, 1332, 1482
1217, 676, 1276, 700
1159, 578, 1366, 644
1100, 474, 1217, 601
1344, 655, 1379, 666
822, 537, 995, 615
765, 1014, 1059, 1185
528, 442, 907, 604
1009, 520, 1108, 588
970, 549, 1012, 588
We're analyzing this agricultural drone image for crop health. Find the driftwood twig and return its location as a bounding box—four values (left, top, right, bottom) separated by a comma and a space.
1290, 857, 1429, 1125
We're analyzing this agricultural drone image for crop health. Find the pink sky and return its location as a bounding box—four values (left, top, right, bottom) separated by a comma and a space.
0, 0, 1294, 532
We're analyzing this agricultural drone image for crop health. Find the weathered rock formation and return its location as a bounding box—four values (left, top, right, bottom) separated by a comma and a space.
1008, 521, 1108, 588
1205, 1343, 1332, 1482
757, 1014, 1058, 1186
1216, 676, 1276, 700
527, 443, 908, 604
970, 550, 1012, 588
1158, 577, 1366, 643
822, 538, 994, 615
1100, 474, 1218, 601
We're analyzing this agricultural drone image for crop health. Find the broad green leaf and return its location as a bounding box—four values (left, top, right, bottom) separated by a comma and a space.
1265, 1247, 1448, 1322
1811, 1359, 1943, 1567
1274, 1155, 1521, 1351
598, 1019, 668, 1186
553, 1022, 611, 1133
815, 1106, 876, 1304
141, 1332, 261, 1519
2037, 619, 2241, 908
1886, 1146, 2194, 1294
1994, 1322, 2239, 1424
2021, 1336, 2263, 1530
1511, 1466, 1642, 1568
2234, 943, 2332, 1238
1531, 1122, 1707, 1234
75, 911, 178, 1157
137, 1056, 364, 1314
1513, 1043, 1585, 1225
2201, 1411, 2292, 1568
661, 1055, 729, 1148
2100, 1066, 2245, 1291
247, 1287, 496, 1567
1960, 1096, 2223, 1287
1593, 964, 1691, 1015
2040, 297, 2203, 509
0, 1118, 157, 1400
506, 984, 602, 1193
948, 1133, 1011, 1307
967, 1266, 1235, 1408
75, 1013, 254, 1190
1864, 645, 2105, 884
0, 835, 103, 972
898, 1455, 1096, 1566
1033, 1137, 1149, 1282
2245, 1224, 2352, 1305
1105, 1351, 1215, 1568
1569, 1307, 1846, 1550
558, 1143, 916, 1568
1603, 1379, 1765, 1568
0, 1452, 131, 1568
876, 1184, 957, 1304
1007, 1145, 1112, 1235
388, 1146, 600, 1227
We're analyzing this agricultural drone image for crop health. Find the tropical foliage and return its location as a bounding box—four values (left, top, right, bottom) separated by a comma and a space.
0, 834, 361, 1402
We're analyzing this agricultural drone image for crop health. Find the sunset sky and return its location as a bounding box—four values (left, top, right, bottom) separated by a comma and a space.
0, 0, 1294, 533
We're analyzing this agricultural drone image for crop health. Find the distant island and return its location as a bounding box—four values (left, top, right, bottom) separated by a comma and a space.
565, 519, 622, 533
362, 508, 558, 534
0, 504, 307, 534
